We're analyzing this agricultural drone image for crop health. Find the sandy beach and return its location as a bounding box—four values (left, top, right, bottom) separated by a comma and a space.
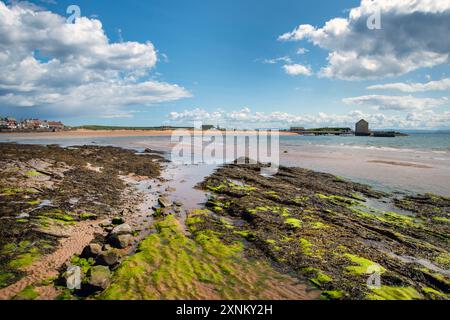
280, 144, 450, 196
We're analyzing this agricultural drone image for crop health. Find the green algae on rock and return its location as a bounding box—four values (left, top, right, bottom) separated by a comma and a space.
13, 285, 39, 300
0, 143, 163, 293
100, 213, 318, 300
198, 163, 450, 300
366, 286, 422, 300
344, 254, 386, 276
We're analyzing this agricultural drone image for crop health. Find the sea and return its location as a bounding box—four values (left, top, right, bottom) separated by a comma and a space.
280, 131, 450, 153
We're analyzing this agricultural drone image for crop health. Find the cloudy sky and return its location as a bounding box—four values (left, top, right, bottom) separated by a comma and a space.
1, 0, 450, 129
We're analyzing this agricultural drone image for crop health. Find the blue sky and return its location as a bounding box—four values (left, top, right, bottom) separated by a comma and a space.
1, 0, 450, 129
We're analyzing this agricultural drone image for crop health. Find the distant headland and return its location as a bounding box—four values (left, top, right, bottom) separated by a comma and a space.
286, 119, 408, 137
1, 117, 407, 137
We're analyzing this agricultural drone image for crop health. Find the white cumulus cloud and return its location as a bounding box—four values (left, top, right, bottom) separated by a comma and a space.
283, 64, 313, 76
368, 78, 450, 92
0, 2, 191, 117
296, 48, 309, 55
261, 56, 292, 64
168, 107, 450, 129
342, 95, 449, 111
279, 0, 450, 80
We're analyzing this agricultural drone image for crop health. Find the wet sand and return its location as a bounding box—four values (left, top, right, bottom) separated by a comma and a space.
281, 144, 450, 196
367, 160, 432, 169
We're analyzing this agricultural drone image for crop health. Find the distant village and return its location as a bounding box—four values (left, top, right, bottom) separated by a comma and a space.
0, 116, 67, 132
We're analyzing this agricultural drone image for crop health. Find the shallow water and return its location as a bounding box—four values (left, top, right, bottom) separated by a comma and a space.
281, 132, 450, 153
160, 162, 215, 209
358, 197, 415, 217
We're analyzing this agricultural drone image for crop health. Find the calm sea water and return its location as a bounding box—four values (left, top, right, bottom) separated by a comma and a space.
1, 132, 449, 152
280, 132, 450, 153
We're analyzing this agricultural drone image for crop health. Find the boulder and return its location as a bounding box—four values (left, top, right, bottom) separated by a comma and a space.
82, 243, 102, 258
158, 196, 172, 208
99, 219, 112, 227
97, 250, 120, 266
112, 217, 125, 225
65, 266, 82, 290
144, 148, 165, 155
173, 207, 182, 214
110, 223, 132, 236
173, 201, 183, 207
87, 266, 111, 291
110, 234, 133, 249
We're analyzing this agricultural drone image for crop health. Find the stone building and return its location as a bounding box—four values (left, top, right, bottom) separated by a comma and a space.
355, 119, 370, 136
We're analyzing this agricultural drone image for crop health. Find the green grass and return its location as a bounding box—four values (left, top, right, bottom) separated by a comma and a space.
304, 127, 351, 133
75, 125, 193, 131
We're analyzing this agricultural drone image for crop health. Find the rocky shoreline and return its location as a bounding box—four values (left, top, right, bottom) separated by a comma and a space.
0, 143, 448, 300
0, 143, 164, 299
196, 163, 449, 300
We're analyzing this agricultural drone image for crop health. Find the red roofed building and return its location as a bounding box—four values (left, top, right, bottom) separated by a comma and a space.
47, 121, 65, 131
23, 119, 43, 130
